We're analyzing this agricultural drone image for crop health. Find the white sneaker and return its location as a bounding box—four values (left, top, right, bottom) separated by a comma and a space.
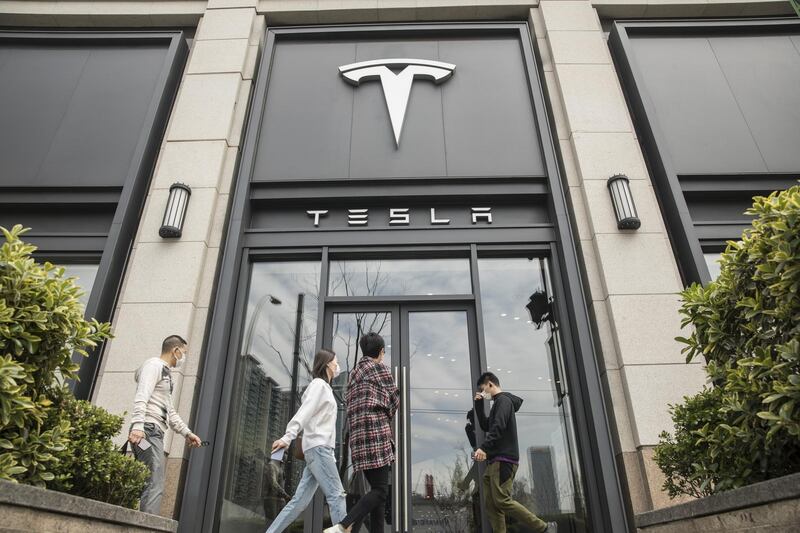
322, 525, 346, 533
545, 522, 558, 533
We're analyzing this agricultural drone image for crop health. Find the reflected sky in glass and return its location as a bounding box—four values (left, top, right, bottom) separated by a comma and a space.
61, 263, 98, 308
478, 258, 586, 522
329, 258, 471, 296
243, 262, 320, 391
704, 252, 722, 280
408, 311, 473, 490
408, 311, 477, 531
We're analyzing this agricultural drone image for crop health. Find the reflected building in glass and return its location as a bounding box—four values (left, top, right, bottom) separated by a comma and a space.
528, 447, 560, 518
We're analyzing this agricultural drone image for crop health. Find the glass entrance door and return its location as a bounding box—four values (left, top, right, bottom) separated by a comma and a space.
325, 308, 397, 533
323, 303, 482, 533
402, 308, 481, 533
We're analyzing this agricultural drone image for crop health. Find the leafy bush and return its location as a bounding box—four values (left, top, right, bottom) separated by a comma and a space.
47, 395, 150, 508
655, 185, 800, 497
0, 224, 148, 508
0, 352, 69, 485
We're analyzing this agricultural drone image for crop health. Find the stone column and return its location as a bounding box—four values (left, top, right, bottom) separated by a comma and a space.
531, 1, 705, 513
92, 0, 264, 518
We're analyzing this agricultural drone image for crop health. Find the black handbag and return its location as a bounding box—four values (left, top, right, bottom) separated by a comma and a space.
119, 440, 143, 460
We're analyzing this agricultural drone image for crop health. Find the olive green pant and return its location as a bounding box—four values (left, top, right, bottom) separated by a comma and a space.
482, 461, 547, 533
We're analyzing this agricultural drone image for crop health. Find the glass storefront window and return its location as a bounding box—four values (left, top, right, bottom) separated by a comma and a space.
219, 261, 321, 533
60, 263, 99, 308
704, 252, 722, 280
477, 257, 588, 532
214, 254, 594, 532
328, 258, 471, 296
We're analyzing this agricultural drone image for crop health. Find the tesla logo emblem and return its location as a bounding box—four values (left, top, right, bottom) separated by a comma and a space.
339, 58, 456, 147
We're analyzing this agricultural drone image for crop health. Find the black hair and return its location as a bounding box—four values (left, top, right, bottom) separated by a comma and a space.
359, 332, 385, 358
312, 349, 336, 382
476, 372, 500, 389
162, 335, 187, 354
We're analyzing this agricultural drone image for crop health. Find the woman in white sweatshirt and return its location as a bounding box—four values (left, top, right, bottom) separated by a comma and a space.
265, 349, 347, 532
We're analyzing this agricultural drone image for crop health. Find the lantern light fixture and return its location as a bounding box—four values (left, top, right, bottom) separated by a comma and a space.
159, 182, 192, 238
607, 174, 641, 230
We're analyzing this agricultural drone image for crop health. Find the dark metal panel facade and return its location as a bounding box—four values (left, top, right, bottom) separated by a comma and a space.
628, 35, 769, 174
0, 39, 171, 187
625, 29, 800, 175
610, 19, 800, 283
252, 31, 545, 181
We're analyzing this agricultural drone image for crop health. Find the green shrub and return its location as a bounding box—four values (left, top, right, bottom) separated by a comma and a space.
656, 185, 800, 497
47, 395, 149, 509
0, 224, 147, 509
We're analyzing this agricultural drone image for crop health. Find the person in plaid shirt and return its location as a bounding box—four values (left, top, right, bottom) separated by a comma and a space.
324, 332, 399, 533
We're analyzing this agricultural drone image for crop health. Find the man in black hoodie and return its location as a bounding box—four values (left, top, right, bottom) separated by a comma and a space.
473, 372, 555, 533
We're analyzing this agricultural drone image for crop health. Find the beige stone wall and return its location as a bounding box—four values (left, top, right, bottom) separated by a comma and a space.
0, 1, 206, 27
531, 0, 706, 513
98, 1, 262, 516
0, 0, 790, 27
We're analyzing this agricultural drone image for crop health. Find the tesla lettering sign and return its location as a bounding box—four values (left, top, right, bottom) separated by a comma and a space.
339, 58, 455, 147
306, 208, 492, 228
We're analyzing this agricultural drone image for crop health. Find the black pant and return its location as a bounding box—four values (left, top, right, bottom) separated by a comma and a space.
341, 465, 389, 533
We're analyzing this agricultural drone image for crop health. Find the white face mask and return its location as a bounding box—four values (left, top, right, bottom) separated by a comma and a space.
480, 391, 492, 401
329, 361, 341, 379
173, 349, 187, 370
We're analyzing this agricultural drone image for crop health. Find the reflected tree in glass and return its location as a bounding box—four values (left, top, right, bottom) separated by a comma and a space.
329, 258, 471, 297
60, 263, 99, 308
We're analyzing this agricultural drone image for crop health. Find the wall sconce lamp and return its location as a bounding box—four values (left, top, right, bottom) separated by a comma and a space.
607, 174, 641, 230
159, 182, 192, 238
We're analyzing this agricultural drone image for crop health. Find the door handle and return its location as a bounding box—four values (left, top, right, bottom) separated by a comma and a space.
402, 365, 409, 531
393, 367, 401, 531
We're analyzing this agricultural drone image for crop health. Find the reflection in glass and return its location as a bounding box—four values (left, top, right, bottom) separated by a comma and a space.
478, 258, 588, 533
328, 259, 471, 297
329, 312, 393, 532
408, 311, 478, 533
220, 262, 320, 533
704, 252, 722, 280
60, 263, 99, 308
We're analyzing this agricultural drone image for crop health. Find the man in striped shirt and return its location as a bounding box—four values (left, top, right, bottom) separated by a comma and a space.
127, 335, 203, 514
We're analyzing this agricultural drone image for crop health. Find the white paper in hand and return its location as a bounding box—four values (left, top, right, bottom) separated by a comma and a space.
270, 447, 286, 462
